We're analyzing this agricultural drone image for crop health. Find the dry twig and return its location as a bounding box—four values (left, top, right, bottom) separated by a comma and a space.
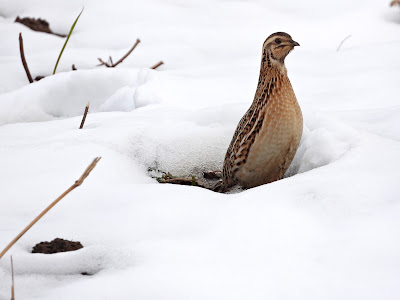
0, 157, 102, 260
97, 58, 110, 67
161, 178, 200, 186
98, 39, 141, 67
336, 35, 352, 52
79, 102, 90, 129
72, 64, 77, 71
151, 61, 164, 70
11, 256, 15, 300
19, 33, 33, 83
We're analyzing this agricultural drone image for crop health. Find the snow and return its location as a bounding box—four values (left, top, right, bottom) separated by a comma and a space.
0, 0, 400, 299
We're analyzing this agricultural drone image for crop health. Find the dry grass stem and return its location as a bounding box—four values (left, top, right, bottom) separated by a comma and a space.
19, 33, 33, 83
11, 256, 15, 300
97, 58, 110, 67
336, 35, 352, 52
79, 102, 90, 129
98, 39, 141, 68
151, 61, 164, 70
112, 39, 141, 67
0, 157, 101, 260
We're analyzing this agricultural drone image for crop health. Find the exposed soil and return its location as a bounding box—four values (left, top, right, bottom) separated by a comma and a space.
34, 76, 45, 81
391, 0, 400, 7
32, 238, 83, 254
15, 16, 66, 37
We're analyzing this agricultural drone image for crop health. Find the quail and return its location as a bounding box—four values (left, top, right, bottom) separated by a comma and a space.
222, 32, 303, 191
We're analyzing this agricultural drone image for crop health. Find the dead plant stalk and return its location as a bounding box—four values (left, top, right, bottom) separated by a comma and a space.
18, 33, 33, 83
0, 157, 101, 260
151, 61, 164, 70
98, 39, 141, 67
79, 102, 90, 129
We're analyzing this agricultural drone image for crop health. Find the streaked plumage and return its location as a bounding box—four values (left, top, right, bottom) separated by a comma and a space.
222, 32, 303, 190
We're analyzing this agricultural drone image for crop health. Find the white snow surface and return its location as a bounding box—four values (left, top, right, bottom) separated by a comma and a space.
0, 0, 400, 299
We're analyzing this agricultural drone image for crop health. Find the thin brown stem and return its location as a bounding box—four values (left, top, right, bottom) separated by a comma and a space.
151, 61, 164, 70
98, 39, 141, 68
19, 33, 33, 83
112, 39, 140, 67
97, 58, 111, 67
79, 102, 90, 129
72, 64, 77, 71
0, 157, 101, 260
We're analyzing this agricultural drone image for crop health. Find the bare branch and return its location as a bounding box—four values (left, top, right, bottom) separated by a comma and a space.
112, 39, 140, 67
19, 33, 33, 83
0, 157, 102, 260
98, 39, 141, 68
151, 61, 164, 70
97, 58, 111, 67
79, 102, 90, 129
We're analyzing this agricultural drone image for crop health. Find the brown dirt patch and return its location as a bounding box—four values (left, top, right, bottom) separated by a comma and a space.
32, 238, 83, 254
15, 16, 66, 37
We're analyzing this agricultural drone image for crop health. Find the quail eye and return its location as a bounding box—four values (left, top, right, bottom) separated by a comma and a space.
275, 39, 281, 44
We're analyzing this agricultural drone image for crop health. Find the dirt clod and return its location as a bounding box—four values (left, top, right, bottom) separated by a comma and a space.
15, 16, 66, 37
34, 75, 45, 81
391, 0, 400, 6
32, 238, 83, 254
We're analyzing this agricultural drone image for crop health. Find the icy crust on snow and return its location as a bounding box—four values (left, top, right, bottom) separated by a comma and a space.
0, 68, 160, 125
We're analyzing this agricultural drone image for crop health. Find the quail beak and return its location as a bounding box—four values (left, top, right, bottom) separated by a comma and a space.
291, 40, 300, 47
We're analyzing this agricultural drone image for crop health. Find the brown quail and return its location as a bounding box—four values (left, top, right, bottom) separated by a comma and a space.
222, 32, 303, 190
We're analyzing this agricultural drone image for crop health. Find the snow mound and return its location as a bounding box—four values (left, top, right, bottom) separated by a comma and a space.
123, 107, 355, 180
124, 107, 231, 177
287, 113, 357, 176
0, 246, 132, 276
0, 68, 160, 125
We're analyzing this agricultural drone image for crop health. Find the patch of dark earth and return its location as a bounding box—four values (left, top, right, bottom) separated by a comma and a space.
15, 16, 66, 37
32, 238, 83, 254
